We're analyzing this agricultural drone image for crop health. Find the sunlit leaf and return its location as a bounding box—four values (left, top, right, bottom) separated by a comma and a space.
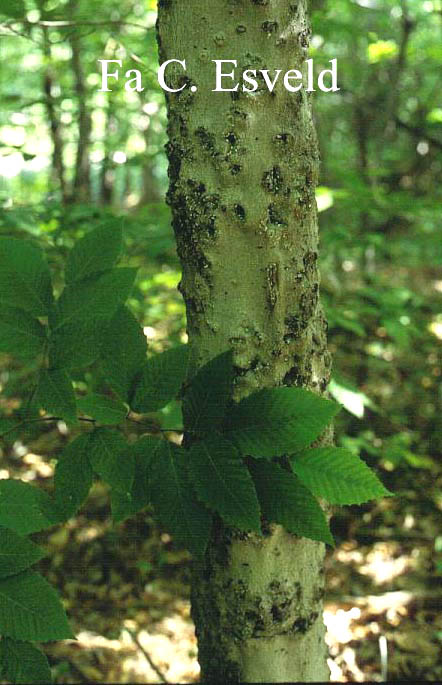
223, 387, 340, 457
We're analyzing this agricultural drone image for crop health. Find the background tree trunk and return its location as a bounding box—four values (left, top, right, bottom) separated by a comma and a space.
68, 0, 92, 202
41, 27, 67, 203
157, 1, 332, 681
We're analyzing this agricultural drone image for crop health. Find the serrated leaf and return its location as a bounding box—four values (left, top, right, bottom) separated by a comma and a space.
0, 238, 53, 316
189, 435, 261, 532
49, 317, 108, 369
54, 435, 94, 520
0, 307, 46, 359
0, 639, 52, 684
88, 429, 133, 494
65, 222, 122, 284
0, 480, 60, 535
35, 369, 76, 423
150, 440, 212, 559
291, 447, 393, 505
223, 387, 340, 458
111, 436, 155, 522
0, 0, 25, 19
101, 306, 147, 401
77, 393, 127, 425
250, 460, 334, 546
54, 268, 137, 330
185, 351, 233, 433
0, 527, 46, 580
131, 345, 189, 413
0, 570, 73, 642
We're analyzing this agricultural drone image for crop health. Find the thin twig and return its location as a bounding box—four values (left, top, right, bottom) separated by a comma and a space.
1, 19, 153, 31
125, 628, 169, 683
0, 416, 96, 441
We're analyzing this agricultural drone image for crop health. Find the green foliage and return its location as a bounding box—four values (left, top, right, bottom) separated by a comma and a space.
0, 480, 59, 535
0, 639, 52, 685
0, 307, 46, 360
189, 435, 261, 533
250, 461, 334, 546
0, 0, 25, 19
54, 435, 94, 520
291, 447, 393, 505
54, 267, 137, 329
35, 369, 77, 423
101, 306, 147, 402
65, 221, 123, 285
88, 429, 134, 495
0, 570, 73, 642
49, 318, 108, 370
131, 344, 189, 413
150, 439, 212, 560
0, 528, 46, 580
0, 239, 53, 316
110, 436, 154, 522
223, 387, 340, 458
185, 350, 233, 433
77, 393, 127, 425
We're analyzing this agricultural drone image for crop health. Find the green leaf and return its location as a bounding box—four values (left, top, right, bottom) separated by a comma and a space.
0, 239, 53, 316
0, 0, 25, 19
185, 351, 233, 433
188, 435, 261, 532
291, 447, 393, 505
131, 345, 189, 413
160, 400, 184, 431
49, 318, 108, 369
88, 429, 133, 494
54, 268, 137, 330
65, 222, 122, 285
77, 393, 127, 425
54, 435, 94, 520
250, 460, 334, 546
150, 440, 212, 559
101, 306, 147, 401
223, 387, 340, 458
0, 639, 52, 684
0, 527, 46, 580
0, 307, 46, 359
0, 570, 73, 642
111, 436, 155, 522
0, 480, 59, 535
35, 369, 77, 423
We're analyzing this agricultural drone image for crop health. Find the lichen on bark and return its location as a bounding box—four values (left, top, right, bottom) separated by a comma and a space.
157, 1, 332, 681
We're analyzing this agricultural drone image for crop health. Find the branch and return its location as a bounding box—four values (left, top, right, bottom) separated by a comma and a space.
125, 628, 169, 683
1, 19, 153, 31
395, 116, 442, 151
0, 416, 96, 441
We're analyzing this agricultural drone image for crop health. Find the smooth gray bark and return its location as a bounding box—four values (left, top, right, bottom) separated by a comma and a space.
157, 1, 332, 681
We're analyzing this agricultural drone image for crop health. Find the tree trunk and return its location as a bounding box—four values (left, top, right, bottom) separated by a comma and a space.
157, 1, 332, 681
41, 27, 67, 203
99, 93, 115, 206
68, 0, 92, 202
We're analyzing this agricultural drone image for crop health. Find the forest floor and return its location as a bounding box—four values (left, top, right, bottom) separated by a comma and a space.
3, 433, 442, 683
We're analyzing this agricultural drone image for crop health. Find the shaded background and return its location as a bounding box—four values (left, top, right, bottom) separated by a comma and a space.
0, 0, 441, 680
